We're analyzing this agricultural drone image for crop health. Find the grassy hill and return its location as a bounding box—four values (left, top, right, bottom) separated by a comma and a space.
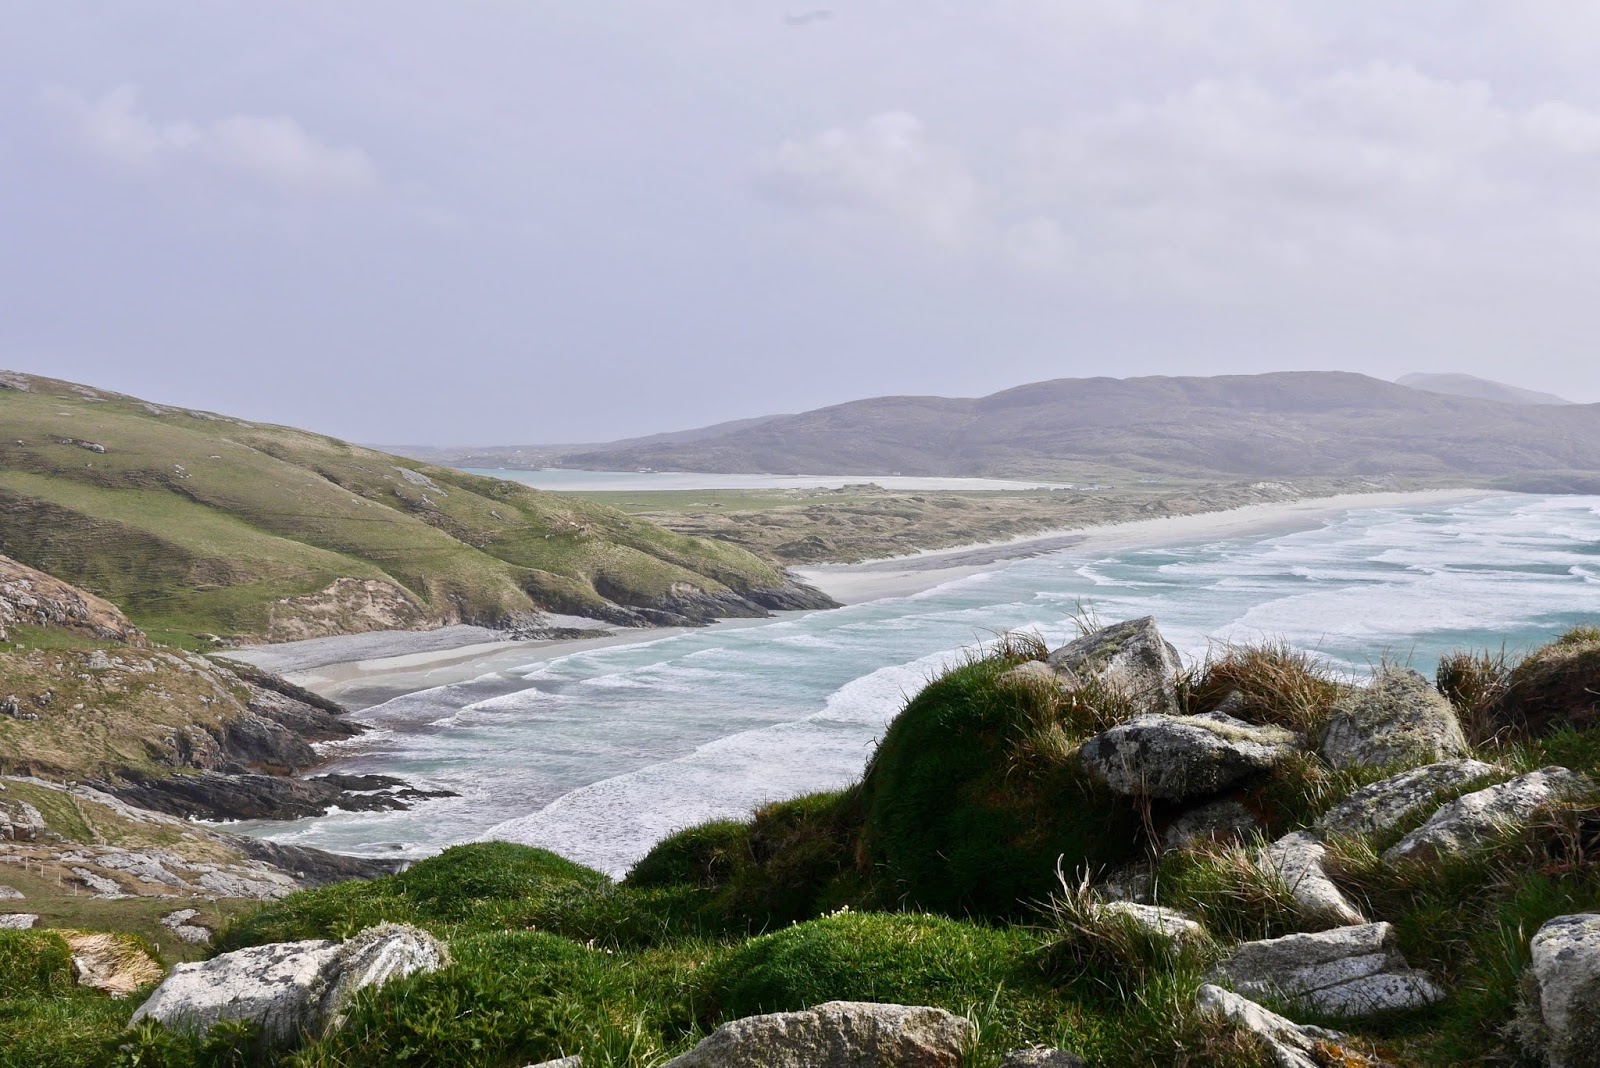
543, 371, 1600, 486
0, 372, 825, 647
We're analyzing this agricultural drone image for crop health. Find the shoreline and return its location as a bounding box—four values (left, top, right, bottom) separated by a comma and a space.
232, 487, 1495, 705
792, 488, 1496, 604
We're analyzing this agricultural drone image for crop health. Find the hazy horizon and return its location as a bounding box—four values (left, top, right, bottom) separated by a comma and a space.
7, 4, 1600, 442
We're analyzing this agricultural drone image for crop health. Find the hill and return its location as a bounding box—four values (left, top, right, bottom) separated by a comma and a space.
1397, 372, 1575, 406
546, 371, 1600, 486
0, 372, 830, 647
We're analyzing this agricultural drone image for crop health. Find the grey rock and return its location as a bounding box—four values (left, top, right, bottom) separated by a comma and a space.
1196, 984, 1389, 1068
1384, 766, 1593, 866
997, 1050, 1086, 1068
1319, 668, 1468, 771
0, 885, 23, 900
161, 908, 212, 945
1315, 759, 1501, 839
1090, 901, 1208, 945
1047, 616, 1184, 716
1098, 863, 1154, 904
1163, 799, 1261, 852
997, 660, 1069, 689
662, 1001, 971, 1068
521, 1059, 582, 1068
1209, 922, 1444, 1017
1518, 913, 1600, 1068
1259, 832, 1366, 928
130, 924, 447, 1046
1079, 713, 1299, 801
0, 913, 38, 929
71, 867, 126, 897
1, 799, 45, 841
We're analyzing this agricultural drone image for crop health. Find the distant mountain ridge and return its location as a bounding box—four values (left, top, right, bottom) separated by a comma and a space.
538, 371, 1600, 488
1397, 372, 1574, 406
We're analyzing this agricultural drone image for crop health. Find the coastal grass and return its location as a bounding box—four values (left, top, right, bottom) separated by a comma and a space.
0, 375, 787, 644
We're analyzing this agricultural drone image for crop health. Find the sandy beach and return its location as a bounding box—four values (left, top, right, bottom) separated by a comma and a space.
232, 487, 1495, 704
791, 488, 1495, 604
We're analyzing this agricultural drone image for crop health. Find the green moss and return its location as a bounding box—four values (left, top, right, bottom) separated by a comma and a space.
856, 653, 1142, 918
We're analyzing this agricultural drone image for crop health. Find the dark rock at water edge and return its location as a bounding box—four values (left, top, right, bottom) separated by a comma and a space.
105, 770, 457, 822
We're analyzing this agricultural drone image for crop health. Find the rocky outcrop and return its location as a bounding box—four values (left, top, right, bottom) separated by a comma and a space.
1196, 984, 1390, 1068
1079, 713, 1299, 802
160, 908, 212, 945
1, 797, 46, 841
0, 553, 143, 643
0, 913, 38, 929
130, 924, 447, 1046
108, 770, 456, 823
1319, 668, 1468, 771
1208, 923, 1444, 1017
1259, 832, 1366, 928
1314, 759, 1501, 839
661, 1001, 971, 1068
1046, 616, 1185, 716
1517, 913, 1600, 1067
1384, 767, 1592, 866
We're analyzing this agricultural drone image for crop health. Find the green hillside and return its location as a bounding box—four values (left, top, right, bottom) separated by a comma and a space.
0, 372, 815, 646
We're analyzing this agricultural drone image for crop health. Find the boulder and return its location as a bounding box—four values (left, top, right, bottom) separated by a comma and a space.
1518, 913, 1600, 1067
1078, 713, 1299, 802
1384, 767, 1592, 866
1196, 984, 1390, 1068
130, 923, 446, 1046
997, 1050, 1086, 1068
0, 885, 23, 900
160, 908, 212, 945
1163, 799, 1261, 852
1090, 901, 1208, 945
1046, 616, 1185, 716
1314, 759, 1501, 839
1, 798, 46, 841
1209, 922, 1444, 1017
0, 913, 38, 929
1319, 668, 1468, 771
1258, 832, 1366, 928
521, 1059, 582, 1068
661, 1001, 971, 1068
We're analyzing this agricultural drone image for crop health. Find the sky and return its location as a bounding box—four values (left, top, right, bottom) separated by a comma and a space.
4, 3, 1599, 444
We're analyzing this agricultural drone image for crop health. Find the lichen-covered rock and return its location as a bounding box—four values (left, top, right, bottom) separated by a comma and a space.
1319, 668, 1468, 771
662, 1001, 971, 1068
0, 913, 38, 929
1384, 766, 1592, 866
0, 885, 23, 900
1163, 798, 1261, 852
521, 1059, 582, 1068
1079, 713, 1299, 802
1315, 759, 1501, 839
160, 908, 211, 945
1046, 616, 1184, 716
1196, 984, 1390, 1068
1517, 913, 1600, 1068
1090, 901, 1208, 945
997, 1049, 1086, 1068
1258, 832, 1366, 928
130, 924, 446, 1046
1209, 922, 1444, 1017
1, 798, 46, 841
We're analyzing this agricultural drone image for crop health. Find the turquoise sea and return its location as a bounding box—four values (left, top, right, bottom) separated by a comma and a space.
244, 494, 1600, 875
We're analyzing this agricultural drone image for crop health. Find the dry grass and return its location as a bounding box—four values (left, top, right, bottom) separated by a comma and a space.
1183, 639, 1346, 734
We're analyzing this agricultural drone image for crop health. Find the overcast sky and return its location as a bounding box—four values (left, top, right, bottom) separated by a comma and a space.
4, 3, 1599, 443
